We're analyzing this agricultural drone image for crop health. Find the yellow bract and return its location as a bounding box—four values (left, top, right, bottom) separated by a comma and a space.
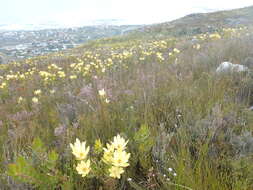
70, 138, 90, 160
57, 71, 66, 78
0, 82, 7, 88
105, 98, 110, 104
18, 97, 23, 104
111, 134, 128, 151
76, 160, 91, 177
34, 89, 42, 95
102, 143, 115, 164
173, 48, 180, 54
209, 33, 221, 39
32, 97, 39, 103
98, 89, 106, 96
69, 75, 77, 80
111, 150, 130, 168
109, 166, 124, 179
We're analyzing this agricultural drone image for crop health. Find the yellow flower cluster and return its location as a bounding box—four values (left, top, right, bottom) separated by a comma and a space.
156, 52, 164, 61
18, 96, 23, 104
152, 40, 167, 49
34, 89, 42, 95
57, 71, 66, 78
98, 89, 106, 97
222, 27, 247, 37
2, 25, 251, 110
69, 135, 130, 179
0, 82, 7, 89
69, 75, 77, 80
191, 27, 251, 43
193, 44, 201, 50
70, 138, 91, 177
32, 97, 39, 103
173, 48, 180, 54
98, 89, 110, 103
103, 135, 130, 179
209, 33, 221, 40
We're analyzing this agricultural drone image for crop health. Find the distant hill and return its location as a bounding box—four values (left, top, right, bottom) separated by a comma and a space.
0, 25, 141, 60
136, 5, 253, 36
0, 19, 131, 31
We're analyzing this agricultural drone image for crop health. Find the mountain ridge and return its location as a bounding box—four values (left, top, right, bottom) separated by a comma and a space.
0, 19, 134, 31
136, 5, 253, 36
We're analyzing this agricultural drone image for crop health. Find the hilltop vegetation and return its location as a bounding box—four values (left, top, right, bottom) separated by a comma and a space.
136, 5, 253, 37
0, 7, 253, 190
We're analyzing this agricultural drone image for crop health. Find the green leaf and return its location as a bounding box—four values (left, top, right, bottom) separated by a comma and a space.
8, 163, 18, 177
134, 124, 155, 169
48, 150, 58, 163
47, 150, 59, 169
31, 137, 46, 155
134, 124, 154, 153
8, 156, 38, 184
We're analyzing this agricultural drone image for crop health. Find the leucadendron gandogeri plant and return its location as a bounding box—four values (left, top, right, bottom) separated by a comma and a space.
102, 134, 130, 178
70, 139, 91, 177
70, 134, 130, 181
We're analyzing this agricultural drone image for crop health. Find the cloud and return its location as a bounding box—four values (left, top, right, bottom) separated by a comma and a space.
1, 0, 253, 25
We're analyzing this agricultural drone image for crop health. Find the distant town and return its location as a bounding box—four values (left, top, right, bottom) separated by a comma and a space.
0, 25, 139, 62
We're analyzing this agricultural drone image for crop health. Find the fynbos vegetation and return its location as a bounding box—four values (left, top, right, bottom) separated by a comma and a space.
1, 7, 253, 190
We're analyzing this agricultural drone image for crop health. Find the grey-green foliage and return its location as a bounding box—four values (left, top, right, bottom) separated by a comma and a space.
133, 124, 155, 169
230, 131, 253, 156
8, 138, 62, 190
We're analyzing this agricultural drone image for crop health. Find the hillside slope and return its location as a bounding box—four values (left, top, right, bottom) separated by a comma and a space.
137, 5, 253, 36
1, 5, 253, 190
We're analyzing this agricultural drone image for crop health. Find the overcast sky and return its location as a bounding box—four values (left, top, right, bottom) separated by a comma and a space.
1, 0, 253, 26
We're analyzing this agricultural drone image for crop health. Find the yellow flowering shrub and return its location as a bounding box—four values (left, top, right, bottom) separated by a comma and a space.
70, 134, 130, 180
102, 135, 130, 179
